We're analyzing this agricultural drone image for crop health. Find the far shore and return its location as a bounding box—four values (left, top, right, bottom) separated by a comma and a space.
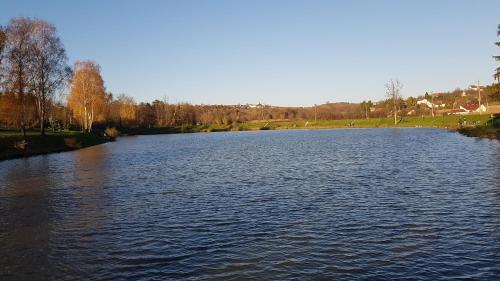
122, 114, 496, 136
1, 114, 498, 161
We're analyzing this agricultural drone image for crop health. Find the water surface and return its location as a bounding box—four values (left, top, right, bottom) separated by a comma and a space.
1, 129, 499, 280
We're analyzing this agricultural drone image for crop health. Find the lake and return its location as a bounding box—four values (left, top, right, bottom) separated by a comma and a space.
0, 128, 499, 280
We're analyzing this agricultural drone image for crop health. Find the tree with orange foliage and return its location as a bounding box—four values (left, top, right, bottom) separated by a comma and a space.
0, 92, 37, 128
68, 61, 105, 133
116, 94, 136, 128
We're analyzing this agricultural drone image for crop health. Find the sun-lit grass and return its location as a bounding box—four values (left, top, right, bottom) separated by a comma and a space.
239, 114, 491, 131
486, 104, 500, 114
155, 114, 493, 133
456, 113, 500, 139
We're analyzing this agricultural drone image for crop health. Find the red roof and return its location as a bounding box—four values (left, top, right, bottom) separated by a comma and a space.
462, 104, 479, 111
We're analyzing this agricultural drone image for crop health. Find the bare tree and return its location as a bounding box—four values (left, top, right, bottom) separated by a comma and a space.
2, 18, 36, 138
0, 26, 6, 83
30, 19, 71, 135
385, 79, 403, 125
494, 24, 499, 82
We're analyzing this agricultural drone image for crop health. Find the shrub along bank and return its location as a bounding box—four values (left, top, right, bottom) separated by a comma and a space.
0, 131, 109, 161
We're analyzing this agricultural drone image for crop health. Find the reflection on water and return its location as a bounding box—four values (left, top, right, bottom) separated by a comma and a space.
0, 129, 499, 280
0, 145, 110, 280
69, 144, 109, 227
0, 157, 54, 279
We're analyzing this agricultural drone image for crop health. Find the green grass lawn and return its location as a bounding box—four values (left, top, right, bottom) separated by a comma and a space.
456, 114, 500, 140
240, 114, 491, 130
121, 114, 494, 135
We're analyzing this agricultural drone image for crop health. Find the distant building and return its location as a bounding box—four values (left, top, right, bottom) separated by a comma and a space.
459, 104, 486, 113
447, 104, 487, 115
416, 99, 446, 109
246, 103, 264, 109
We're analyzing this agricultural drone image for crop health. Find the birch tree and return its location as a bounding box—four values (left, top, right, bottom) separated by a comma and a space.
385, 79, 403, 125
68, 61, 105, 133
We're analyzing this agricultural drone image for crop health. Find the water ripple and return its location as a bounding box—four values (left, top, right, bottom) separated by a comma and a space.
0, 129, 499, 280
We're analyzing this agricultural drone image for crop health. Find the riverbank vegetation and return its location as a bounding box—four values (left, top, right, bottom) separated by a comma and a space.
0, 130, 108, 160
457, 114, 500, 140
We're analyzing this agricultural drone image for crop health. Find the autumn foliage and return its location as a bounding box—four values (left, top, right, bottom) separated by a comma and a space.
68, 61, 105, 132
1, 17, 499, 135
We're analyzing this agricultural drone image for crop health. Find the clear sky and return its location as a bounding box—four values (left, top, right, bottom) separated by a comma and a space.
1, 0, 499, 106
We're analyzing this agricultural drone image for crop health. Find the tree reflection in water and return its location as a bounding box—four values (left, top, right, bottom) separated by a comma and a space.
0, 144, 110, 280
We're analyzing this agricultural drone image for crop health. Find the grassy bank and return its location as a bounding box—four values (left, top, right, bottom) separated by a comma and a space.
123, 114, 492, 135
0, 131, 109, 161
456, 114, 500, 140
243, 115, 490, 130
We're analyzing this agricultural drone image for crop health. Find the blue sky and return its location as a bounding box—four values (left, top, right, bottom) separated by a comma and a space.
1, 0, 499, 106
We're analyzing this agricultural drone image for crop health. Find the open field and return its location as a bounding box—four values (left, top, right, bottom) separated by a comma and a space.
110, 114, 495, 134
241, 114, 491, 130
486, 104, 500, 114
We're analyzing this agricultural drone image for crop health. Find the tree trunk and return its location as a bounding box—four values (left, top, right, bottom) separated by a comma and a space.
40, 90, 46, 136
40, 113, 45, 135
40, 104, 45, 136
88, 106, 94, 133
21, 124, 26, 140
394, 105, 397, 125
84, 105, 88, 132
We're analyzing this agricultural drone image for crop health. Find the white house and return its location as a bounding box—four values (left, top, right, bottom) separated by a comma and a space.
459, 104, 487, 113
416, 99, 446, 109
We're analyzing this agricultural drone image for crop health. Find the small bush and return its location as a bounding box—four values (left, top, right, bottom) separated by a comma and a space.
488, 114, 500, 129
64, 137, 81, 149
104, 127, 119, 139
208, 127, 230, 132
236, 125, 249, 131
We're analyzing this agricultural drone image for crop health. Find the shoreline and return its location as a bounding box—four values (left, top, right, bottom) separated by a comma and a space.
454, 114, 500, 140
456, 127, 500, 140
123, 115, 485, 135
0, 133, 110, 161
2, 115, 498, 161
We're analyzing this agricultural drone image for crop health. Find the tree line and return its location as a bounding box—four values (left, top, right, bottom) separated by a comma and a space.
1, 18, 499, 136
